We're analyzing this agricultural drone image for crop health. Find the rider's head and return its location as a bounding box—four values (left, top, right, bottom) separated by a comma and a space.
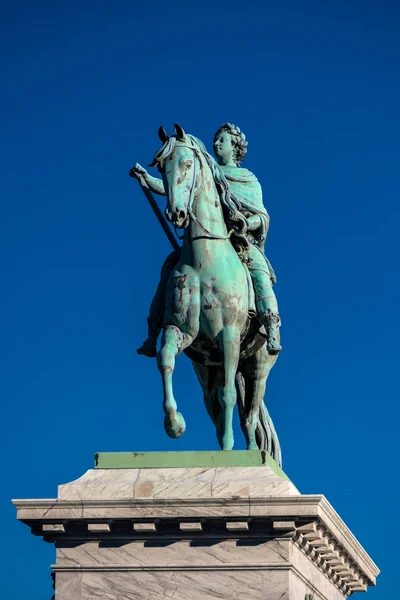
213, 123, 248, 167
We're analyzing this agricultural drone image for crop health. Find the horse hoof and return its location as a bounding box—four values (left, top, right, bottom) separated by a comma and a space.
221, 434, 234, 451
164, 411, 186, 438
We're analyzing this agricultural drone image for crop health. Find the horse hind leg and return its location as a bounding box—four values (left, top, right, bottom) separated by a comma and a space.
236, 372, 251, 449
240, 347, 272, 450
157, 325, 192, 438
192, 363, 223, 447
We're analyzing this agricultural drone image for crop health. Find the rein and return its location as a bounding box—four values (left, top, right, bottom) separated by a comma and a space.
173, 144, 233, 242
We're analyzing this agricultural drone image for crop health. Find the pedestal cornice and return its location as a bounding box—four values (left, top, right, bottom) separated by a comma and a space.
13, 494, 378, 595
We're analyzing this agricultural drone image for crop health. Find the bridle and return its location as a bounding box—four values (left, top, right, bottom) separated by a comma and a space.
170, 144, 233, 241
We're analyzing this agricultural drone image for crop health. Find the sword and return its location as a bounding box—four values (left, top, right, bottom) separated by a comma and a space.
136, 175, 180, 251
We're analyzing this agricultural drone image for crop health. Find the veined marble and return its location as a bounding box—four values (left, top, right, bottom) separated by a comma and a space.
57, 465, 299, 501
13, 461, 379, 599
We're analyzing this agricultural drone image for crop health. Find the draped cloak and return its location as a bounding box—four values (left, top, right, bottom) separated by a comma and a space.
220, 165, 276, 284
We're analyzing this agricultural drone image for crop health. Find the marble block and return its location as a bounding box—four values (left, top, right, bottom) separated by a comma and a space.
13, 452, 379, 599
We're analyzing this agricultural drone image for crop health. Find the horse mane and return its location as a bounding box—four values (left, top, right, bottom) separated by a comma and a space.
150, 134, 248, 235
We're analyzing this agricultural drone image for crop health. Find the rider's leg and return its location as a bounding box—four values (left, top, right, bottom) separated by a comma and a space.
138, 249, 181, 357
137, 284, 167, 357
250, 267, 282, 355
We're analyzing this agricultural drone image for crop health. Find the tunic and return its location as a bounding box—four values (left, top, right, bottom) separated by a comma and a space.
221, 165, 276, 284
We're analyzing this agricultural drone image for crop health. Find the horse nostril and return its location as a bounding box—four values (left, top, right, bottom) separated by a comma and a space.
178, 210, 186, 221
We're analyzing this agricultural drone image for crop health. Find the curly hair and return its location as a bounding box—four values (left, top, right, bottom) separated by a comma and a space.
213, 123, 248, 166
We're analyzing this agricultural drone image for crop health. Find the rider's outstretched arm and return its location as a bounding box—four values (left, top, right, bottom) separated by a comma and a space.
129, 163, 166, 195
144, 174, 166, 196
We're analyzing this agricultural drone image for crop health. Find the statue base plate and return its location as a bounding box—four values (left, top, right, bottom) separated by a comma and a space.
94, 450, 288, 475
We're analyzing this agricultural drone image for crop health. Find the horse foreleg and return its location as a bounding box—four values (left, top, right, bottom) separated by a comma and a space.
217, 327, 241, 450
157, 325, 191, 438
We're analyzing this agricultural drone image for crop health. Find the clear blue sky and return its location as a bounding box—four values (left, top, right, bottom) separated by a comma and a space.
1, 0, 398, 597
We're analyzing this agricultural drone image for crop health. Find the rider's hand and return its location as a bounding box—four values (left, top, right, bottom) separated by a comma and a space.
129, 163, 148, 179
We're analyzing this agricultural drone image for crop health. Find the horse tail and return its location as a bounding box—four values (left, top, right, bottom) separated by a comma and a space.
256, 401, 282, 468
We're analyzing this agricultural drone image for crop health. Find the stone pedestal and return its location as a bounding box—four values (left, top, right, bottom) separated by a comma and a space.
13, 451, 378, 599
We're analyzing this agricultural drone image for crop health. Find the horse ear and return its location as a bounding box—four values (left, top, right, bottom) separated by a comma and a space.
158, 126, 169, 143
174, 123, 186, 140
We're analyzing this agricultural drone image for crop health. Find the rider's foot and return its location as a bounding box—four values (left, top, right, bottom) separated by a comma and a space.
267, 338, 282, 355
137, 337, 158, 358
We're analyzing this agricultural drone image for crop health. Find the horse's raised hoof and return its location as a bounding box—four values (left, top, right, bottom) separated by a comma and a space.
164, 411, 186, 438
137, 338, 157, 358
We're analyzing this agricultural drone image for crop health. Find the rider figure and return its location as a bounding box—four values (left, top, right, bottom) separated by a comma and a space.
130, 123, 281, 357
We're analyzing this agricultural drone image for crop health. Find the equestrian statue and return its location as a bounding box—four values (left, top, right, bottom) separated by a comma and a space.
129, 123, 282, 465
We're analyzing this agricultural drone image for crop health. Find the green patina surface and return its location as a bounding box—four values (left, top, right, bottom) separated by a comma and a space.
94, 450, 289, 480
128, 124, 283, 463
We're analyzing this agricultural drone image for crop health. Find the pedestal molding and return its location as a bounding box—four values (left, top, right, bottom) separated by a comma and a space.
51, 563, 293, 572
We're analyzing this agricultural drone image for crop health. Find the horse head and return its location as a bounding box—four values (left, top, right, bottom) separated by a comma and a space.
151, 124, 202, 229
